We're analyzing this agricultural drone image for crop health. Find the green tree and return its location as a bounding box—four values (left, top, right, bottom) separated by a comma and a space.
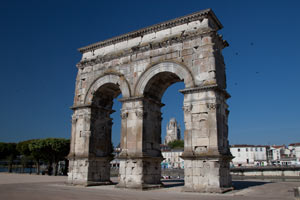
45, 138, 70, 176
29, 138, 70, 176
28, 139, 46, 175
167, 140, 184, 149
0, 142, 18, 172
16, 140, 34, 173
0, 142, 7, 160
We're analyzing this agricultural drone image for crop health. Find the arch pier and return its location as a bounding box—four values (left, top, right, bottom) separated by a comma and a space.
68, 9, 233, 192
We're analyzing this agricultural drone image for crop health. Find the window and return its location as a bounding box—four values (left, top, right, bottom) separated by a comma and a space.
246, 148, 248, 152
255, 148, 258, 151
238, 148, 240, 152
260, 147, 263, 151
250, 148, 253, 151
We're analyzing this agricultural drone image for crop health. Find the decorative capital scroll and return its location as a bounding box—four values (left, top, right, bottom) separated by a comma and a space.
71, 116, 77, 124
206, 103, 219, 110
135, 110, 146, 119
182, 104, 193, 113
120, 111, 129, 119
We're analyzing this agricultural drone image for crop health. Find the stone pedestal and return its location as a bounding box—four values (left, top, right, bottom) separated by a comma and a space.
67, 106, 114, 186
117, 156, 163, 189
67, 156, 113, 186
182, 155, 232, 193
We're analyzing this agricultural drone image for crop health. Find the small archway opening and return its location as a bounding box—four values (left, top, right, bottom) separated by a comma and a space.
90, 82, 122, 177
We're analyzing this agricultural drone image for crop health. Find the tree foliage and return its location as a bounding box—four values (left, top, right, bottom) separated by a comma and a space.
0, 142, 18, 172
1, 138, 70, 175
0, 142, 17, 160
167, 140, 184, 149
28, 138, 70, 175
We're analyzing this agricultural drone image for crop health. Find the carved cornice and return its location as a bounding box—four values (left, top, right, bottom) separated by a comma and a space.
76, 31, 216, 69
78, 9, 222, 54
70, 104, 91, 110
179, 84, 231, 99
118, 96, 144, 103
179, 84, 219, 94
70, 104, 115, 113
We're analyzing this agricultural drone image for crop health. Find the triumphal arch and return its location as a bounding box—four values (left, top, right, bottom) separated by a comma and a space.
68, 9, 232, 193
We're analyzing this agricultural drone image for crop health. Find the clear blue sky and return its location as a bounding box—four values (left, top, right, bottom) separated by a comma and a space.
0, 0, 299, 146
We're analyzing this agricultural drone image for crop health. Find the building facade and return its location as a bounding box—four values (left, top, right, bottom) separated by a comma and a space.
268, 145, 286, 165
288, 143, 300, 165
230, 145, 268, 167
161, 146, 184, 169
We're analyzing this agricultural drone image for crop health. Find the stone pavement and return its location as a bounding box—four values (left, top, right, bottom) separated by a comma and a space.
0, 173, 299, 200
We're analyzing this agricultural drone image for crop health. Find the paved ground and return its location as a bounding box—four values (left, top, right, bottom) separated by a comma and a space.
0, 173, 299, 200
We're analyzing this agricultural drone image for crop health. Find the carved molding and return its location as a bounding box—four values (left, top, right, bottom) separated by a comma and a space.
77, 31, 219, 69
179, 85, 230, 99
135, 110, 146, 119
183, 104, 193, 113
71, 116, 77, 124
206, 103, 219, 110
120, 111, 129, 119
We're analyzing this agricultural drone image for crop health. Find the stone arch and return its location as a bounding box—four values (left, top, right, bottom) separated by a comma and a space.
134, 62, 195, 97
84, 73, 131, 105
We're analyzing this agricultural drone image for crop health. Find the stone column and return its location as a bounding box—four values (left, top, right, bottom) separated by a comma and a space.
67, 106, 113, 186
117, 97, 163, 189
180, 86, 232, 193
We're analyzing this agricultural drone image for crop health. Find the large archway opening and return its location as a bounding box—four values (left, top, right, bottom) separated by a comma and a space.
90, 83, 120, 157
142, 71, 186, 181
161, 82, 185, 172
89, 82, 122, 183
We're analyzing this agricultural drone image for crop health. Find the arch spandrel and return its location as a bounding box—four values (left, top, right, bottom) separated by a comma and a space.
84, 73, 131, 105
134, 62, 195, 96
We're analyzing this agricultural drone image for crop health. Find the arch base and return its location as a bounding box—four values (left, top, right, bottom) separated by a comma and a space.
116, 157, 163, 190
67, 157, 113, 186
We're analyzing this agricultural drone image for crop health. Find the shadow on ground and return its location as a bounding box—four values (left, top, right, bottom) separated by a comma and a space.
232, 181, 269, 190
111, 177, 270, 190
162, 179, 184, 188
160, 179, 270, 190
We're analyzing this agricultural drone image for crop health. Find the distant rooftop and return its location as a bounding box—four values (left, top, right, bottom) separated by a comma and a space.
230, 144, 269, 148
289, 143, 300, 146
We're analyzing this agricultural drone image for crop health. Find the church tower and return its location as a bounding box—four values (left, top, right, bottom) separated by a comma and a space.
164, 118, 181, 144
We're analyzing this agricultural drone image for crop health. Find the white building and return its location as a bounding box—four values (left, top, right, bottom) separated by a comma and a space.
161, 147, 184, 169
268, 145, 286, 165
230, 145, 269, 167
288, 143, 300, 165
